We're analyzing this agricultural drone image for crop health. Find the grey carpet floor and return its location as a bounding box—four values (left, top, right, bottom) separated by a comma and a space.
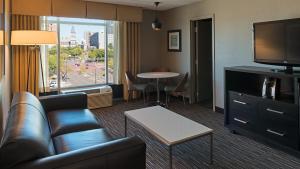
92, 100, 300, 169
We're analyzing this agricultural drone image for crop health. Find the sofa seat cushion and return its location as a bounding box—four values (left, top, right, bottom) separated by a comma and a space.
47, 109, 101, 137
53, 129, 113, 154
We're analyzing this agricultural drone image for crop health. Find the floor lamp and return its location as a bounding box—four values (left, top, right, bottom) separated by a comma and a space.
11, 30, 57, 93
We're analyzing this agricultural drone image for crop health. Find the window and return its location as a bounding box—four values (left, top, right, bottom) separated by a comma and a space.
41, 17, 116, 91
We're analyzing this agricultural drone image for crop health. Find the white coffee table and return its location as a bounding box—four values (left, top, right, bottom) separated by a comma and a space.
124, 106, 214, 169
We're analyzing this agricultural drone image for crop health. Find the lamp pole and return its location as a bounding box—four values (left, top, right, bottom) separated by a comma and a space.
26, 49, 32, 91
38, 45, 46, 93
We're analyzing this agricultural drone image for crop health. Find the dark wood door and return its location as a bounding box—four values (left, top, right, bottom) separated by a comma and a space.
196, 19, 213, 102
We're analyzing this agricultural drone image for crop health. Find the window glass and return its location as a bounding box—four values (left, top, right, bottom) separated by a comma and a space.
41, 17, 116, 90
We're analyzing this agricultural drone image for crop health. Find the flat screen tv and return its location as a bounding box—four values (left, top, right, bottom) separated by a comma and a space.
254, 18, 300, 72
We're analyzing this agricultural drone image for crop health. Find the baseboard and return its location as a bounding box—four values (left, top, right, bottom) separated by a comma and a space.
215, 106, 224, 113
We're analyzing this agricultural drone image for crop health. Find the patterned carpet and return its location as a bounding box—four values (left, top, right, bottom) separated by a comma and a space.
92, 100, 300, 169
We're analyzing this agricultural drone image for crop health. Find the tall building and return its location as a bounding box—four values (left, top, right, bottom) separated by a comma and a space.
107, 21, 114, 47
60, 37, 71, 47
69, 26, 77, 47
48, 23, 57, 32
90, 32, 99, 49
99, 32, 105, 49
84, 31, 92, 49
108, 34, 114, 47
106, 21, 114, 34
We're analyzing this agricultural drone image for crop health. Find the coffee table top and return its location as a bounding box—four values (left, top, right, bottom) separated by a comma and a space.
125, 106, 213, 146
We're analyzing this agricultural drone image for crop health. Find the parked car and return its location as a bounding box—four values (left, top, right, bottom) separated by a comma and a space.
49, 81, 57, 88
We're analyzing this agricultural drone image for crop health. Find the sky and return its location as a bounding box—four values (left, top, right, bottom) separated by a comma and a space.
47, 17, 110, 42
60, 24, 105, 42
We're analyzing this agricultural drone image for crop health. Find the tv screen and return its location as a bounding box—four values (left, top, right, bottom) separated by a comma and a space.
254, 18, 300, 66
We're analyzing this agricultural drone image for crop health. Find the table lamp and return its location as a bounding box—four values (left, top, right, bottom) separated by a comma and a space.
11, 30, 57, 93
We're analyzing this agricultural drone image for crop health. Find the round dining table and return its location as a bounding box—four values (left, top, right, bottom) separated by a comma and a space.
137, 72, 180, 105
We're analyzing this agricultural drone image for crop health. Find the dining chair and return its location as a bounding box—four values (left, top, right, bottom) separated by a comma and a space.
164, 72, 189, 106
125, 71, 150, 104
150, 67, 171, 90
151, 67, 170, 72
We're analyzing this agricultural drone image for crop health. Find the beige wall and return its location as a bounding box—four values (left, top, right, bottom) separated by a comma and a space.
159, 0, 300, 108
140, 10, 162, 72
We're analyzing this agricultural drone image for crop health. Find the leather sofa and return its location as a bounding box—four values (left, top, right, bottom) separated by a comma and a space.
0, 92, 146, 169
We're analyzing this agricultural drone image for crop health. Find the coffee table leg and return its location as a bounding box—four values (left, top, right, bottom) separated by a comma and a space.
210, 133, 213, 164
125, 116, 127, 137
169, 145, 173, 169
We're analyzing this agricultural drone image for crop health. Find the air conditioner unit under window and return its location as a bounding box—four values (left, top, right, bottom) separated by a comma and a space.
87, 86, 112, 109
88, 88, 112, 109
62, 86, 113, 109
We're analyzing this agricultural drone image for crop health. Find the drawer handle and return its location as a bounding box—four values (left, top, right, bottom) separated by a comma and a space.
266, 129, 285, 137
234, 118, 248, 124
233, 100, 247, 105
266, 108, 284, 115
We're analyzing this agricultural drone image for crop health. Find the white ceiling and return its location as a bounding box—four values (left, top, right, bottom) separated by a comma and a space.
84, 0, 203, 11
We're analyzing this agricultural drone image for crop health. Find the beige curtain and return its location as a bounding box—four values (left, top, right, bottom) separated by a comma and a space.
12, 15, 40, 96
117, 22, 141, 100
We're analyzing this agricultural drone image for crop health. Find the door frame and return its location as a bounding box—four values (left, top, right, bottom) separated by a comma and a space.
190, 14, 216, 111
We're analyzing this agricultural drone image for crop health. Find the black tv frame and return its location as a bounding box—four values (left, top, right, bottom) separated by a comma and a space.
253, 18, 300, 73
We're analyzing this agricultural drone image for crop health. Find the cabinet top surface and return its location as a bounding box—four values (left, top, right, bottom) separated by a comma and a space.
225, 66, 300, 78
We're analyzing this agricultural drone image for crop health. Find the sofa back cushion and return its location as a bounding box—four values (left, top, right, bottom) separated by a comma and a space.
11, 92, 47, 119
0, 93, 55, 169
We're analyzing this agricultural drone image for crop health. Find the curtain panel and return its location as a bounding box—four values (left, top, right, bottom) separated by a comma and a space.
117, 22, 141, 100
12, 15, 40, 96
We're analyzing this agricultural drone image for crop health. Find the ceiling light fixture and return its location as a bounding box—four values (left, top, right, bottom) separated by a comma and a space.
152, 2, 162, 31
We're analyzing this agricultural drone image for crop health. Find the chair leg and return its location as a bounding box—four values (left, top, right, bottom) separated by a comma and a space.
127, 90, 130, 102
128, 91, 133, 102
143, 90, 146, 104
183, 94, 186, 105
165, 93, 168, 107
146, 91, 149, 102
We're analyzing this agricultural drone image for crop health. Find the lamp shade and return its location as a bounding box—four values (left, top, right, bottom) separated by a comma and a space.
152, 18, 162, 31
152, 2, 162, 31
11, 30, 57, 45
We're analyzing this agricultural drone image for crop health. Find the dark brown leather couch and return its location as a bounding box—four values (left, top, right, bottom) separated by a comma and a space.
0, 92, 146, 169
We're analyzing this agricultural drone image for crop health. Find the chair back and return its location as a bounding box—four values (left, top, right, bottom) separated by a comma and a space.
174, 73, 189, 92
125, 71, 135, 90
152, 67, 170, 72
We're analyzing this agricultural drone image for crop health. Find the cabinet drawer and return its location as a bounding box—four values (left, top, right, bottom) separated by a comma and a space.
259, 99, 298, 120
229, 91, 258, 117
262, 125, 299, 149
229, 114, 255, 131
228, 91, 258, 130
258, 100, 299, 149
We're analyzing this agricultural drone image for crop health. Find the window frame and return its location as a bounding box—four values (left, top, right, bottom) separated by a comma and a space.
42, 16, 115, 92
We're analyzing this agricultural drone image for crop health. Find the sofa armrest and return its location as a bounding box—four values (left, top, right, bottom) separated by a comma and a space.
39, 92, 88, 112
14, 137, 146, 169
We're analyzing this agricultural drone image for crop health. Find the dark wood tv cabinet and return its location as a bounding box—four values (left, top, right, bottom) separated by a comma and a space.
225, 66, 300, 154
